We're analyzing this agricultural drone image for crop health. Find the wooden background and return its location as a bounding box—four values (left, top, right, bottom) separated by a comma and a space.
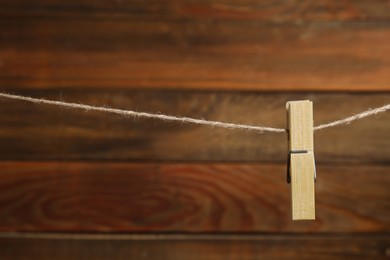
0, 0, 389, 259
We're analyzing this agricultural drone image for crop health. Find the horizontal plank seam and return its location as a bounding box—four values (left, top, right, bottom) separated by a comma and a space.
0, 232, 389, 241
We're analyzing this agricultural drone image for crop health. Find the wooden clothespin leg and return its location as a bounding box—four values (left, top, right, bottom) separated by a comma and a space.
286, 100, 316, 220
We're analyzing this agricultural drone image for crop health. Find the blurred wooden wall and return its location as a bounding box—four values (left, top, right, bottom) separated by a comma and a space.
0, 0, 389, 259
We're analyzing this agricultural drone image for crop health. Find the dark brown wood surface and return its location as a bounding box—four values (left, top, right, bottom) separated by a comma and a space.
0, 0, 389, 258
2, 0, 389, 21
0, 0, 389, 91
0, 90, 389, 162
0, 162, 388, 233
0, 234, 389, 260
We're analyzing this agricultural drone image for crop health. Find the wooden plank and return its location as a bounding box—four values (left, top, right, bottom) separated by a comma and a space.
0, 162, 388, 233
0, 233, 389, 260
0, 19, 389, 91
0, 91, 388, 163
287, 101, 315, 220
1, 0, 389, 22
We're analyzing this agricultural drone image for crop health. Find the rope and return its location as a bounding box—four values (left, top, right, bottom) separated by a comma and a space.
0, 92, 388, 133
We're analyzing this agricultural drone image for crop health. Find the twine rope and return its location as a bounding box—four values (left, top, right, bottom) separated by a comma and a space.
0, 92, 388, 133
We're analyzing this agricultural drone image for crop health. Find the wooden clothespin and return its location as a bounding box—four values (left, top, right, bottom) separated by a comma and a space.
286, 100, 316, 220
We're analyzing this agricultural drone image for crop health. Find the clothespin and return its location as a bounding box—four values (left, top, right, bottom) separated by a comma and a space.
286, 100, 316, 220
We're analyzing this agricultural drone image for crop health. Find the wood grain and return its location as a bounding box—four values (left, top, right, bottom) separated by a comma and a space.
0, 162, 388, 233
1, 0, 389, 22
287, 101, 315, 220
0, 90, 388, 163
0, 11, 389, 90
0, 234, 389, 260
0, 1, 389, 258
